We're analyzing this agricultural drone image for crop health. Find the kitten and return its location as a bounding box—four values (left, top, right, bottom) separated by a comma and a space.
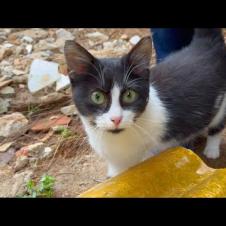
64, 28, 226, 177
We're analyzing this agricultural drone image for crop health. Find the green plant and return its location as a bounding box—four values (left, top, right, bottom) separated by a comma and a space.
27, 104, 40, 115
23, 174, 55, 198
54, 126, 73, 138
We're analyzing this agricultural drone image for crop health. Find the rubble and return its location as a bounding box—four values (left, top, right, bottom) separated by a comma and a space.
0, 142, 14, 153
56, 29, 74, 40
0, 98, 10, 114
0, 112, 28, 137
0, 86, 15, 96
60, 105, 77, 116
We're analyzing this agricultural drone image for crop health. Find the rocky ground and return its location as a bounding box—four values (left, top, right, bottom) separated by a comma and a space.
1, 28, 226, 197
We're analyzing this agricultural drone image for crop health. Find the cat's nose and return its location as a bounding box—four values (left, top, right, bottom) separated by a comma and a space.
111, 116, 122, 127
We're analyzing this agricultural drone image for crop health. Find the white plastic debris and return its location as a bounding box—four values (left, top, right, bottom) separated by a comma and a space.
56, 74, 70, 91
28, 59, 61, 93
129, 35, 141, 45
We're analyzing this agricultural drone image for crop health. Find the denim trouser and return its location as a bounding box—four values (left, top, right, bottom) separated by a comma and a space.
150, 28, 194, 63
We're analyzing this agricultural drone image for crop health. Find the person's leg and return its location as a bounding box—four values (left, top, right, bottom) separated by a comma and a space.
150, 28, 194, 63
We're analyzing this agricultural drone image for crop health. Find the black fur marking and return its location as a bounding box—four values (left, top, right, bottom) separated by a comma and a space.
151, 29, 226, 142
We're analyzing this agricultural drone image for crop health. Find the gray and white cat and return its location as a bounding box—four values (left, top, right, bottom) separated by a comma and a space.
64, 28, 226, 177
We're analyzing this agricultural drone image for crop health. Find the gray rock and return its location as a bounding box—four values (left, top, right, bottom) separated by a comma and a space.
85, 32, 109, 43
0, 112, 28, 137
56, 29, 74, 40
25, 142, 45, 157
10, 170, 33, 196
0, 98, 10, 114
0, 147, 15, 167
0, 86, 15, 96
0, 142, 14, 153
12, 74, 28, 84
60, 105, 77, 116
13, 28, 48, 41
40, 147, 54, 159
14, 156, 29, 172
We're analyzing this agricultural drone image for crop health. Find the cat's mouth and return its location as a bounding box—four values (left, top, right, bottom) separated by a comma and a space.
107, 128, 125, 134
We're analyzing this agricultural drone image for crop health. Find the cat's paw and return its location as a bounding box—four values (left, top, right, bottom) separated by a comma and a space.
203, 147, 220, 159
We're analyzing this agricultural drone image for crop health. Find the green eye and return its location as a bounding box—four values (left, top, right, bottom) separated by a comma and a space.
122, 89, 138, 104
91, 91, 106, 105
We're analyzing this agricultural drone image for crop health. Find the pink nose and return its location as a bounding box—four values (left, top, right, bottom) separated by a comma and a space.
111, 116, 122, 127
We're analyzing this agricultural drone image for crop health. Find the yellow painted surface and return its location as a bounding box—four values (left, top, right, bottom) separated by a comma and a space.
79, 147, 226, 197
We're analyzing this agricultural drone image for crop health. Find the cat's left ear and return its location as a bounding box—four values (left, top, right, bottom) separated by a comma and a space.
126, 36, 152, 74
64, 40, 97, 75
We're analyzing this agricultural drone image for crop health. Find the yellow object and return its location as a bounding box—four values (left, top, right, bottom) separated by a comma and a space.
79, 147, 226, 197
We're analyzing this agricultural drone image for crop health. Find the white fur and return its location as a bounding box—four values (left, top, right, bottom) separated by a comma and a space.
203, 133, 222, 159
81, 85, 173, 177
202, 93, 226, 159
209, 93, 226, 128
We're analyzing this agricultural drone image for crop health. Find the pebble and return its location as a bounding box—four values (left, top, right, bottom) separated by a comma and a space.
0, 142, 14, 153
0, 86, 15, 96
60, 105, 77, 116
0, 98, 10, 114
14, 156, 29, 172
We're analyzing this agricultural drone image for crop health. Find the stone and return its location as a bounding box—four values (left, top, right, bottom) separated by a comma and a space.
0, 142, 14, 153
10, 170, 33, 196
129, 35, 141, 45
15, 148, 28, 158
14, 156, 29, 172
60, 105, 77, 116
13, 28, 48, 41
0, 148, 15, 167
103, 41, 114, 49
31, 115, 71, 132
120, 34, 129, 40
40, 147, 54, 159
0, 47, 13, 61
85, 32, 109, 42
12, 74, 28, 84
56, 29, 74, 40
0, 79, 13, 89
12, 69, 27, 76
21, 35, 33, 43
0, 86, 15, 96
34, 38, 64, 52
1, 66, 14, 78
18, 143, 45, 158
0, 98, 10, 114
56, 74, 70, 91
0, 112, 28, 138
28, 59, 61, 93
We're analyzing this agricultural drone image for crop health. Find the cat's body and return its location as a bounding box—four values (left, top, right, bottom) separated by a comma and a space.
64, 28, 226, 177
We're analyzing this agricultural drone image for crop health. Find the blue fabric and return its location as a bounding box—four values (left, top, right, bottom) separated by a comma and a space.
150, 28, 194, 63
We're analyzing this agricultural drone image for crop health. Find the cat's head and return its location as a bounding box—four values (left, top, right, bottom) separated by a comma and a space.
64, 37, 152, 134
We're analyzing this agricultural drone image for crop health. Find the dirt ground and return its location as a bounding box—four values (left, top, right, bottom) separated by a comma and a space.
1, 28, 226, 197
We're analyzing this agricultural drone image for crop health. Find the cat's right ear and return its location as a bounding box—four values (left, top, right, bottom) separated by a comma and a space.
64, 40, 96, 76
125, 36, 152, 74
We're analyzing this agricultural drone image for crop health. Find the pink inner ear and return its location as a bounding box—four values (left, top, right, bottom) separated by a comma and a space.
76, 64, 87, 74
